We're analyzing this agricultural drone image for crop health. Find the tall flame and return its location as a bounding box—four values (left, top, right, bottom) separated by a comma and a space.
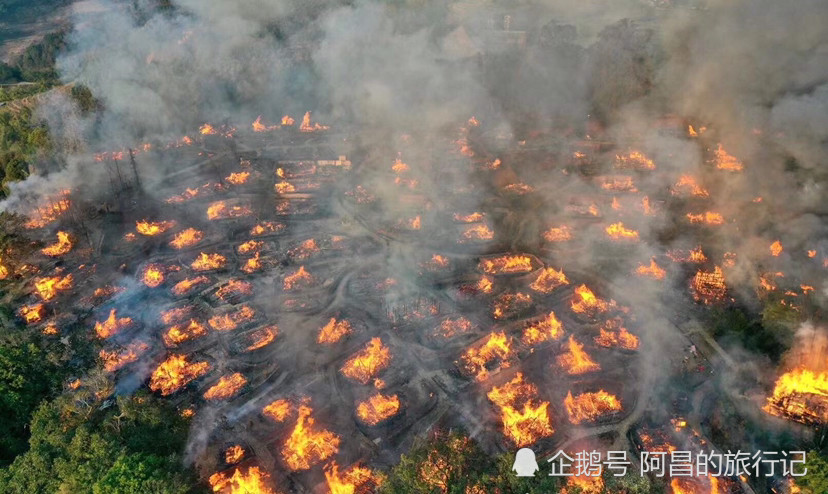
281, 405, 340, 470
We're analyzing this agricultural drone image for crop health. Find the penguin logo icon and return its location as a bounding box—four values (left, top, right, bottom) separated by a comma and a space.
512, 448, 539, 477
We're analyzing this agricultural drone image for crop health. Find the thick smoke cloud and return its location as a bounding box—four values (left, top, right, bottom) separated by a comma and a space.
3, 0, 828, 486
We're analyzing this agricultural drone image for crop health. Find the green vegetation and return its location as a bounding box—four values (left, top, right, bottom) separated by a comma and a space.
796, 450, 828, 494
0, 392, 205, 493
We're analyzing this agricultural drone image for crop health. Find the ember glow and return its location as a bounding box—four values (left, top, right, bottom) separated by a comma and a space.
250, 221, 284, 236
356, 392, 401, 425
691, 266, 727, 303
594, 319, 639, 350
149, 354, 210, 396
100, 341, 149, 373
281, 404, 340, 471
672, 175, 709, 198
263, 399, 292, 422
564, 390, 622, 424
341, 338, 391, 384
543, 225, 572, 242
557, 335, 600, 375
435, 317, 473, 339
41, 231, 73, 256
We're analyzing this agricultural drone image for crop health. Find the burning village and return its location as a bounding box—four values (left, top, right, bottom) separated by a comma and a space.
0, 1, 826, 493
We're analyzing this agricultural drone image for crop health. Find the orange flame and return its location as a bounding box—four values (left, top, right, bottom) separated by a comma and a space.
461, 223, 494, 242
570, 284, 609, 315
163, 319, 208, 347
288, 239, 320, 260
615, 150, 655, 170
543, 225, 572, 242
599, 176, 638, 192
204, 372, 247, 401
252, 115, 280, 133
479, 255, 533, 275
171, 275, 209, 296
341, 338, 391, 384
324, 462, 378, 494
435, 317, 473, 339
459, 332, 513, 381
209, 466, 277, 494
557, 335, 600, 374
636, 258, 666, 280
207, 201, 252, 220
686, 211, 724, 225
691, 266, 727, 303
281, 115, 295, 126
245, 325, 278, 351
263, 399, 292, 422
283, 265, 314, 290
594, 319, 639, 350
34, 273, 73, 300
209, 306, 255, 331
136, 220, 175, 236
250, 221, 284, 236
356, 393, 401, 425
238, 240, 263, 255
41, 231, 73, 256
763, 368, 828, 423
224, 445, 245, 465
281, 405, 340, 470
242, 253, 262, 274
94, 309, 133, 339
487, 373, 554, 446
226, 171, 250, 185
100, 341, 149, 372
563, 475, 604, 494
318, 318, 352, 344
564, 390, 622, 424
298, 111, 329, 132
770, 240, 783, 257
605, 222, 639, 240
142, 264, 165, 287
192, 252, 226, 271
522, 311, 564, 345
200, 124, 217, 135
216, 280, 253, 301
672, 175, 709, 198
21, 303, 45, 324
149, 354, 210, 396
529, 267, 569, 293
714, 143, 744, 171
454, 212, 484, 223
170, 228, 204, 249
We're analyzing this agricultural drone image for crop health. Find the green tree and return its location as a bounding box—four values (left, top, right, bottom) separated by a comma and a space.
795, 450, 828, 494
